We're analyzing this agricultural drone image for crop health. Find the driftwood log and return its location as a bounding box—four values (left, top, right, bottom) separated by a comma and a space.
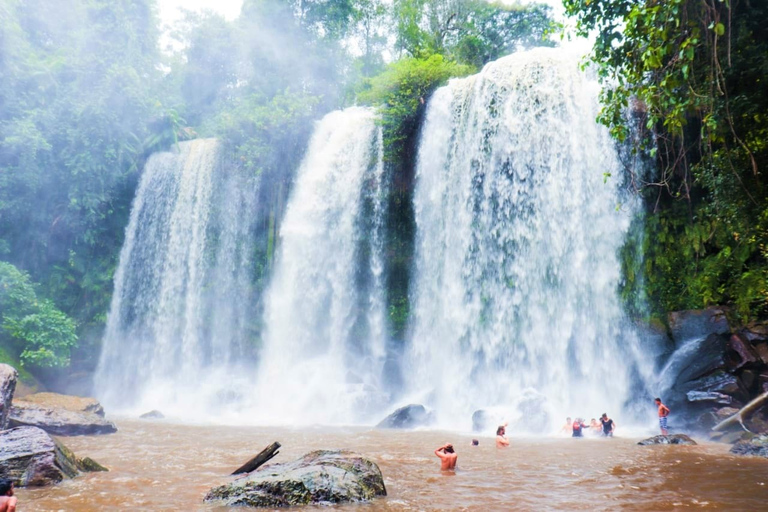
712, 391, 768, 432
232, 441, 281, 475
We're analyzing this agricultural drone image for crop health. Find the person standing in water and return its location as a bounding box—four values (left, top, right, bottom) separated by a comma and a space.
561, 417, 572, 435
435, 443, 458, 470
496, 425, 510, 447
0, 479, 17, 512
572, 418, 587, 437
655, 398, 670, 435
600, 413, 615, 437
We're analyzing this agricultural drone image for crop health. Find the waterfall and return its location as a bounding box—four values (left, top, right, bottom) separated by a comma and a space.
253, 107, 388, 425
95, 139, 259, 415
406, 47, 650, 430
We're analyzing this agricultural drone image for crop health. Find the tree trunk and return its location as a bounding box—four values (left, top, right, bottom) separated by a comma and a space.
712, 391, 768, 432
231, 441, 282, 475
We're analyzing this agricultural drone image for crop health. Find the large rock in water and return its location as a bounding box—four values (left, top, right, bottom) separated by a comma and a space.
638, 434, 698, 446
730, 435, 768, 458
9, 400, 116, 436
0, 426, 108, 486
376, 404, 432, 429
0, 364, 18, 430
204, 450, 386, 507
20, 392, 105, 417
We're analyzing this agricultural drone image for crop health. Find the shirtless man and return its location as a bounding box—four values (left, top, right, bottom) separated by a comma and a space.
0, 479, 17, 512
496, 425, 510, 448
655, 398, 670, 435
561, 417, 572, 435
435, 443, 458, 470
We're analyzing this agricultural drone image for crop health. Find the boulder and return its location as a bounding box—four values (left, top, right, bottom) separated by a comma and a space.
753, 343, 768, 366
668, 307, 730, 347
471, 409, 506, 433
725, 334, 758, 371
714, 407, 740, 420
0, 364, 18, 430
686, 370, 746, 403
730, 434, 768, 457
686, 391, 734, 406
0, 426, 108, 486
472, 410, 491, 432
740, 322, 768, 343
204, 450, 386, 507
9, 400, 116, 436
20, 392, 105, 417
638, 434, 697, 446
709, 430, 753, 444
376, 404, 432, 429
140, 410, 165, 419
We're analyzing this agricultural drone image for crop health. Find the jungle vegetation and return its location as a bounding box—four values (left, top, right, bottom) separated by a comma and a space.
1, 0, 765, 384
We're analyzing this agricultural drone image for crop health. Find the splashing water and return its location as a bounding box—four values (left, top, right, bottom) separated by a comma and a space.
95, 139, 259, 415
252, 107, 389, 425
404, 47, 651, 431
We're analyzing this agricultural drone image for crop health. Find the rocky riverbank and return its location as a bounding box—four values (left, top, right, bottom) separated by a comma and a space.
658, 307, 768, 439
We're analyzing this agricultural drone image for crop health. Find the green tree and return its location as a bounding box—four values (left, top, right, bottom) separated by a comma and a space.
0, 262, 78, 368
564, 0, 768, 321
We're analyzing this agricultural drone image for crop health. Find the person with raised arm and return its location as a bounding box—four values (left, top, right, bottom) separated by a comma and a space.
435, 443, 458, 471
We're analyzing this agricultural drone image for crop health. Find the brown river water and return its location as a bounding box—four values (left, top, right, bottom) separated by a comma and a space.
15, 420, 768, 511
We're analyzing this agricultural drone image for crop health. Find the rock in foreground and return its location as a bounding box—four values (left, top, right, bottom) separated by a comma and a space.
638, 434, 698, 446
376, 404, 432, 429
0, 364, 18, 429
730, 435, 768, 458
0, 426, 108, 486
204, 450, 386, 507
20, 392, 105, 417
9, 400, 116, 436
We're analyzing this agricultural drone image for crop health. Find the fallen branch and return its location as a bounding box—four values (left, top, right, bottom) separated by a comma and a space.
231, 441, 281, 475
712, 391, 768, 432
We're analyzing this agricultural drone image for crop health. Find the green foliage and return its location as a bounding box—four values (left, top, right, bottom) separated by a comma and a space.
392, 0, 555, 66
565, 0, 768, 322
0, 262, 78, 368
358, 54, 473, 159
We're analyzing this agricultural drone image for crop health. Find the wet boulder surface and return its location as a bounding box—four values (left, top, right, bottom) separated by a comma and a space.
376, 404, 432, 429
730, 435, 768, 458
20, 392, 105, 417
204, 450, 386, 507
9, 400, 117, 436
0, 364, 18, 430
638, 434, 698, 446
0, 426, 107, 486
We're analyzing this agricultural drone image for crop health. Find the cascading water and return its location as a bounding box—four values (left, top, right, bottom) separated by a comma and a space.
252, 106, 389, 425
405, 47, 652, 431
95, 139, 259, 415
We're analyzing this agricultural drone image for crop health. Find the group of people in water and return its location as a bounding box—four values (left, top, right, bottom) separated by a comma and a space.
435, 397, 672, 471
561, 413, 615, 438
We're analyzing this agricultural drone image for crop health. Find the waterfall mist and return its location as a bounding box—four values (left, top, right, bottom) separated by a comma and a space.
404, 47, 653, 431
95, 139, 260, 415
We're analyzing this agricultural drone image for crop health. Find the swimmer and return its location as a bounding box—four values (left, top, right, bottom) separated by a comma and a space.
435, 443, 458, 470
0, 479, 17, 512
496, 425, 510, 448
